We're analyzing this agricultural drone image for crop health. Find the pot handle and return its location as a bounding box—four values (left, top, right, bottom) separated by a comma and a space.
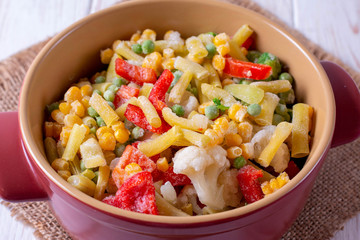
320, 61, 360, 148
0, 112, 48, 202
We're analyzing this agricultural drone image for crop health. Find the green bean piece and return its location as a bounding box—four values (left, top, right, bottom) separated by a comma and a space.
272, 114, 284, 125
92, 171, 99, 184
81, 169, 96, 180
131, 43, 143, 54
96, 116, 106, 127
113, 77, 126, 87
46, 102, 60, 114
107, 84, 119, 93
95, 76, 106, 83
233, 156, 247, 169
104, 90, 115, 102
205, 43, 216, 58
171, 104, 185, 117
90, 126, 97, 135
278, 89, 295, 104
247, 103, 261, 116
67, 175, 96, 196
142, 40, 155, 54
80, 160, 86, 172
205, 105, 219, 120
279, 72, 294, 84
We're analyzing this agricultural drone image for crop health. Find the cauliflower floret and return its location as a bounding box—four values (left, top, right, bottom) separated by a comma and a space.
177, 185, 203, 215
160, 181, 177, 205
166, 91, 199, 117
173, 145, 230, 210
247, 125, 290, 173
218, 169, 242, 207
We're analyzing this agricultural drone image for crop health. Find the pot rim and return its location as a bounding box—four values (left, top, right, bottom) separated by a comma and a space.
19, 0, 335, 225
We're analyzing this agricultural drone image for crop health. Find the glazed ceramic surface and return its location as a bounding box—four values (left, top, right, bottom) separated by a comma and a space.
2, 0, 360, 239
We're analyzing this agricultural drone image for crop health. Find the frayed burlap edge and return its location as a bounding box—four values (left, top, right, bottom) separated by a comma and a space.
1, 0, 359, 239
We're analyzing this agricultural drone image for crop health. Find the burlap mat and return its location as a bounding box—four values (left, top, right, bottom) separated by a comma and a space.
1, 0, 360, 239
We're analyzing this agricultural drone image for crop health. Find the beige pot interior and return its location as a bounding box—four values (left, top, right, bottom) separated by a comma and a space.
20, 0, 335, 224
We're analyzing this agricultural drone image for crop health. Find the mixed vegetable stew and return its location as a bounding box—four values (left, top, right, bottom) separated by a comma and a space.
44, 25, 313, 216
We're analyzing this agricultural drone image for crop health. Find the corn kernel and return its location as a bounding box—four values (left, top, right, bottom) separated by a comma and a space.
156, 157, 169, 172
70, 100, 85, 117
44, 121, 54, 137
130, 31, 141, 43
58, 170, 71, 180
204, 128, 222, 145
163, 48, 175, 58
100, 48, 114, 64
212, 54, 225, 73
161, 57, 175, 70
111, 121, 125, 131
96, 127, 114, 139
51, 109, 65, 125
198, 101, 214, 114
239, 143, 252, 160
222, 78, 234, 86
60, 127, 72, 146
213, 33, 230, 47
51, 158, 69, 171
225, 133, 243, 147
99, 132, 116, 151
227, 146, 242, 159
114, 128, 130, 144
217, 43, 230, 56
164, 30, 174, 40
80, 85, 93, 97
238, 121, 253, 143
140, 29, 156, 42
81, 96, 91, 109
82, 116, 97, 129
213, 117, 229, 132
228, 104, 241, 121
261, 172, 290, 195
125, 163, 142, 176
59, 102, 71, 115
142, 52, 162, 74
187, 54, 204, 64
64, 114, 83, 128
64, 86, 82, 103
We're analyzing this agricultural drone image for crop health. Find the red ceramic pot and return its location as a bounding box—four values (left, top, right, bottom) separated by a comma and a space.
1, 0, 360, 239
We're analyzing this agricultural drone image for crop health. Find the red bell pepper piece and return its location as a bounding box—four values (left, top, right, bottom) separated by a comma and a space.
152, 166, 191, 186
285, 160, 300, 179
124, 104, 171, 134
237, 165, 264, 204
112, 145, 156, 188
241, 36, 254, 50
104, 171, 158, 215
148, 69, 174, 111
223, 57, 272, 80
115, 58, 157, 86
113, 85, 140, 109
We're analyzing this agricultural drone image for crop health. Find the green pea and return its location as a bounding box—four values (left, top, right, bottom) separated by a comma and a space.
107, 84, 119, 93
93, 89, 102, 96
107, 101, 115, 109
171, 104, 185, 117
205, 43, 217, 58
95, 76, 106, 83
132, 126, 145, 140
131, 43, 142, 54
240, 79, 252, 85
207, 32, 217, 37
278, 89, 295, 104
124, 119, 135, 130
279, 72, 294, 84
115, 143, 126, 157
287, 109, 293, 119
246, 50, 262, 63
282, 112, 291, 122
272, 114, 284, 125
142, 40, 155, 54
96, 116, 106, 127
104, 90, 115, 102
205, 105, 219, 120
113, 77, 126, 87
233, 156, 246, 169
275, 103, 287, 116
80, 160, 86, 172
87, 107, 99, 117
247, 103, 261, 116
46, 102, 59, 114
90, 126, 97, 135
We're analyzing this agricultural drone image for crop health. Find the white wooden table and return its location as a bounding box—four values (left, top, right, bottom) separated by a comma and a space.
0, 0, 359, 239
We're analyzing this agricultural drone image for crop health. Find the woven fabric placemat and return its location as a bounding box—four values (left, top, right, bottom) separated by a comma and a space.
1, 0, 359, 239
